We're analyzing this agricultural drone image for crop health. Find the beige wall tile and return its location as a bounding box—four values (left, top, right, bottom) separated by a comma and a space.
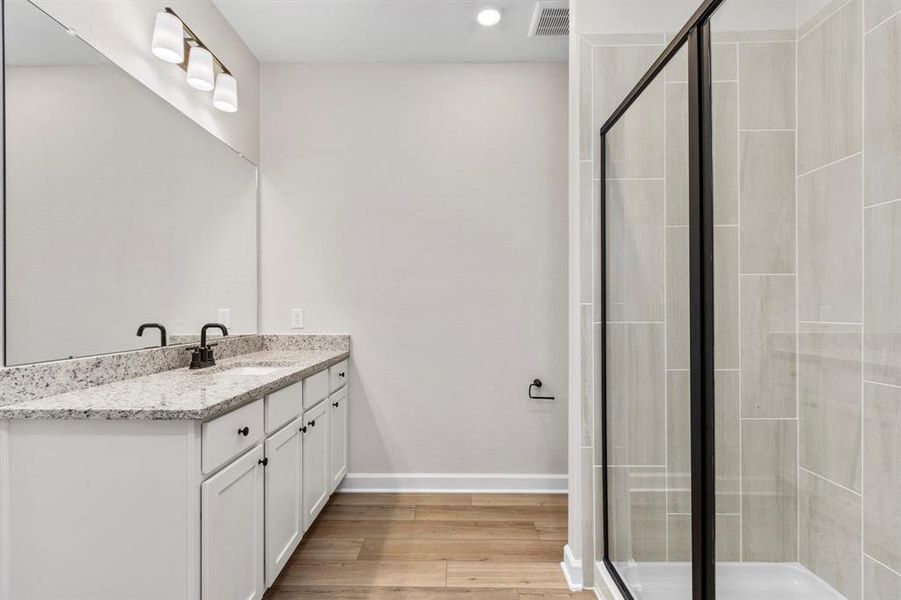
715, 370, 741, 515
580, 446, 595, 572
864, 382, 901, 572
580, 39, 593, 162
593, 44, 664, 126
594, 322, 604, 467
715, 227, 740, 369
738, 42, 796, 130
798, 154, 862, 322
666, 371, 740, 517
580, 304, 594, 447
609, 466, 667, 563
739, 132, 796, 274
713, 82, 739, 226
666, 226, 689, 370
667, 513, 741, 562
596, 46, 664, 179
864, 555, 901, 599
667, 42, 736, 83
606, 179, 665, 322
741, 275, 797, 418
799, 323, 863, 492
605, 80, 665, 180
606, 323, 665, 466
665, 82, 689, 227
741, 419, 798, 561
580, 161, 594, 305
865, 0, 901, 30
798, 0, 862, 174
666, 370, 691, 514
864, 11, 901, 206
864, 202, 901, 386
799, 469, 862, 598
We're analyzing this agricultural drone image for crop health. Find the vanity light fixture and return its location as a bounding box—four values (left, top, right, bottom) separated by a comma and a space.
186, 46, 215, 91
213, 73, 238, 112
477, 7, 502, 26
150, 7, 237, 112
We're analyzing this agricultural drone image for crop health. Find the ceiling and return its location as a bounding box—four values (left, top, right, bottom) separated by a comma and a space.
212, 0, 568, 63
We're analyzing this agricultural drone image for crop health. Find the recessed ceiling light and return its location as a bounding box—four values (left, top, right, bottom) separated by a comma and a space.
477, 7, 502, 27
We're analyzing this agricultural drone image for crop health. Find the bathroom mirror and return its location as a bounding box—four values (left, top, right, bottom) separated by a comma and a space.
2, 0, 258, 366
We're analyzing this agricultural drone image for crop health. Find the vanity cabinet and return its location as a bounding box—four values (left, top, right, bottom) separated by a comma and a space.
329, 387, 348, 493
264, 416, 304, 587
0, 361, 350, 600
201, 445, 266, 600
302, 399, 330, 530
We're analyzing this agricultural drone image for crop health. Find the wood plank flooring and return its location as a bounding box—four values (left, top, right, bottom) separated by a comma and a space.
264, 493, 594, 599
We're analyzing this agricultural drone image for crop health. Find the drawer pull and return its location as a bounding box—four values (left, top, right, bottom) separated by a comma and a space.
338, 372, 346, 377
258, 457, 269, 467
309, 419, 316, 427
300, 425, 308, 433
237, 426, 250, 436
332, 401, 339, 407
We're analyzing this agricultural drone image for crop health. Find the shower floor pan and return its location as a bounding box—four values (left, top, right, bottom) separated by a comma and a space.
612, 561, 845, 600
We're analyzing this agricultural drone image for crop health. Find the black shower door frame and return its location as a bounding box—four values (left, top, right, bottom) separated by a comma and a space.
598, 0, 727, 599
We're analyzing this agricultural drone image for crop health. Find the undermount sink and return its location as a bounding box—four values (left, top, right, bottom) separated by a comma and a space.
219, 366, 283, 376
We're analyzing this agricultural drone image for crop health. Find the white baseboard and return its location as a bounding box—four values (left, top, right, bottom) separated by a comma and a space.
561, 544, 583, 591
337, 473, 568, 494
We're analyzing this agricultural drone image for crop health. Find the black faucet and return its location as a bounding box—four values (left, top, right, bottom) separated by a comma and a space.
188, 323, 229, 369
136, 323, 167, 347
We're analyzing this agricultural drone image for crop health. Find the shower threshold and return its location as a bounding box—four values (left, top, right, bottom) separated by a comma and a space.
612, 561, 846, 600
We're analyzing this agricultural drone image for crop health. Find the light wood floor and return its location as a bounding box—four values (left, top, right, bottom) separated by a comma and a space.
264, 493, 594, 599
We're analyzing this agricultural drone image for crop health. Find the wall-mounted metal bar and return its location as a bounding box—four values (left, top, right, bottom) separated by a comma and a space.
164, 6, 232, 76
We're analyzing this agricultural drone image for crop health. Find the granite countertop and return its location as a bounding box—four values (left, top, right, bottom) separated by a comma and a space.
0, 348, 349, 420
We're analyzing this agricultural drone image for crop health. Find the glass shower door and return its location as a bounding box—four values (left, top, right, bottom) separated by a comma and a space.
602, 42, 692, 600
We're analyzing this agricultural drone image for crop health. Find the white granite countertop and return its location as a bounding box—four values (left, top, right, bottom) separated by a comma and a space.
0, 348, 349, 420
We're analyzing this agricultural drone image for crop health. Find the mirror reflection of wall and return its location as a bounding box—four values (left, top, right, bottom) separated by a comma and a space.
3, 0, 258, 366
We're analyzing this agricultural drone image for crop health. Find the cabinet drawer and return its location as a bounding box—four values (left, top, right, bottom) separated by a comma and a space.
202, 399, 264, 474
329, 360, 348, 392
302, 370, 329, 410
265, 382, 303, 434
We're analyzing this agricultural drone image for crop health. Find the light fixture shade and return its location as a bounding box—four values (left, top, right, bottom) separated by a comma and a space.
477, 7, 502, 26
151, 12, 184, 64
186, 46, 215, 91
213, 74, 238, 113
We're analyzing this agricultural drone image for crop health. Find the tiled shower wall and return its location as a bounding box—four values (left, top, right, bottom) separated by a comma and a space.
583, 1, 901, 597
792, 0, 901, 597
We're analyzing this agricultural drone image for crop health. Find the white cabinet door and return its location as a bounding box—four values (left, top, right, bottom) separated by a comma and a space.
264, 418, 304, 587
201, 445, 265, 600
328, 388, 348, 492
302, 400, 330, 531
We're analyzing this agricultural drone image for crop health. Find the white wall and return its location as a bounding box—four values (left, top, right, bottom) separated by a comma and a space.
33, 0, 260, 164
260, 63, 568, 477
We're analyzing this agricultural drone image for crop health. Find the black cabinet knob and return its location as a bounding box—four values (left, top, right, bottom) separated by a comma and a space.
300, 425, 308, 433
258, 457, 268, 467
338, 372, 345, 377
309, 419, 316, 427
332, 401, 339, 407
237, 426, 250, 436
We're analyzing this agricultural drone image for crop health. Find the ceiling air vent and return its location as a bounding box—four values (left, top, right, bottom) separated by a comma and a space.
528, 1, 569, 37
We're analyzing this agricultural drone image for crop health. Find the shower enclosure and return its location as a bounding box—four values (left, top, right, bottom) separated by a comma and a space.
599, 0, 899, 598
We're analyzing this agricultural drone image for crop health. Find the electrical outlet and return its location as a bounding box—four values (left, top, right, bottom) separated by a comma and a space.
217, 308, 231, 327
291, 308, 304, 329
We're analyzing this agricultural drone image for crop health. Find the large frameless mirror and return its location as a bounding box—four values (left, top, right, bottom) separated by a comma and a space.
3, 0, 258, 365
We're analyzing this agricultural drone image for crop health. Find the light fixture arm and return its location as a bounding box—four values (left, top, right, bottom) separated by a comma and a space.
164, 7, 231, 76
